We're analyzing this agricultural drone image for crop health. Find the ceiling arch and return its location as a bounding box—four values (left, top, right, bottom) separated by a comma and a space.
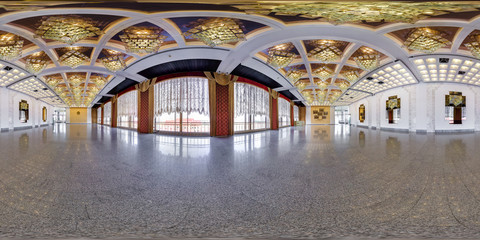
0, 2, 480, 107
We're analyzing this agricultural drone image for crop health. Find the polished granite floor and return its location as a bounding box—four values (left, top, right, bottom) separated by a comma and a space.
1, 124, 480, 239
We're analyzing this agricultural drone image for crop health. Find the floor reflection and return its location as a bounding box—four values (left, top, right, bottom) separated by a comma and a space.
3, 123, 480, 238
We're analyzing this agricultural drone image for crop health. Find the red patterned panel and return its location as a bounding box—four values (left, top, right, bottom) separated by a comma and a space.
272, 98, 278, 130
216, 84, 229, 136
291, 105, 294, 126
138, 90, 150, 133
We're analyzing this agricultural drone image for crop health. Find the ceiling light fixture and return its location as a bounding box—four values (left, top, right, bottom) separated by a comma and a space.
342, 70, 360, 83
184, 18, 246, 47
285, 68, 304, 83
267, 43, 296, 68
465, 35, 480, 59
353, 47, 380, 71
0, 33, 23, 60
35, 16, 102, 45
308, 40, 342, 62
59, 49, 90, 68
313, 65, 334, 80
120, 26, 166, 54
405, 28, 451, 53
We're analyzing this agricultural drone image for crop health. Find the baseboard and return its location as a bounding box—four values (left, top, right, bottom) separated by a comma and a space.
380, 127, 409, 133
357, 125, 369, 129
13, 126, 33, 131
1, 128, 9, 132
435, 129, 475, 133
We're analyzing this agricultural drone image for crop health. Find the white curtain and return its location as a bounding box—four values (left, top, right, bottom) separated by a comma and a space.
294, 105, 299, 121
234, 82, 269, 117
97, 107, 101, 123
278, 97, 290, 126
154, 77, 209, 115
104, 101, 111, 125
117, 91, 137, 118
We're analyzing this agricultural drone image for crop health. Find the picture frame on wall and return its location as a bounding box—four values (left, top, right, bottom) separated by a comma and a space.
19, 100, 29, 123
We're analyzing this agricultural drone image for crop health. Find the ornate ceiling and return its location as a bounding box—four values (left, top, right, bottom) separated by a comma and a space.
1, 1, 480, 107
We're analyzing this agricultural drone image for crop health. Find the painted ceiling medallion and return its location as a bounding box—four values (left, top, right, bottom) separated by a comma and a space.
405, 28, 451, 53
59, 49, 90, 68
0, 33, 23, 60
184, 18, 246, 47
353, 47, 380, 71
35, 16, 102, 45
465, 35, 480, 59
234, 2, 480, 24
308, 40, 342, 62
313, 65, 334, 81
120, 26, 166, 54
267, 43, 296, 68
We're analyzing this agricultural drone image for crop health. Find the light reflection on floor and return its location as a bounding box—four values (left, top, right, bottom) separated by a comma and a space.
1, 124, 480, 239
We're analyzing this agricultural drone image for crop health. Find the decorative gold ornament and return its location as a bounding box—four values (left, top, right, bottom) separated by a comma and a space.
0, 33, 23, 60
59, 49, 90, 68
308, 40, 342, 62
353, 47, 380, 71
120, 26, 166, 54
313, 65, 333, 81
267, 43, 296, 68
184, 18, 246, 47
465, 35, 480, 59
405, 28, 451, 53
35, 16, 102, 45
342, 70, 360, 83
286, 68, 304, 83
234, 2, 480, 24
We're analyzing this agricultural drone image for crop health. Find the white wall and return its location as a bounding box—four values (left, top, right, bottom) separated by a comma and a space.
349, 82, 480, 132
0, 87, 54, 131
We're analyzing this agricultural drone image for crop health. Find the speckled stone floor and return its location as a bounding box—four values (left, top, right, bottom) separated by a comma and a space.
1, 124, 480, 239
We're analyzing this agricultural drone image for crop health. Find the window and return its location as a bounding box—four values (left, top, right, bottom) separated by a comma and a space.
334, 106, 350, 124
117, 91, 137, 129
278, 97, 291, 127
293, 105, 299, 122
154, 77, 209, 133
234, 82, 269, 132
103, 102, 111, 126
97, 107, 101, 124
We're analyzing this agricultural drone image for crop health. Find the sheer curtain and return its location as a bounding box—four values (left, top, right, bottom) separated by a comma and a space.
117, 91, 137, 128
97, 107, 101, 124
103, 102, 111, 126
294, 105, 299, 122
154, 77, 209, 133
278, 97, 291, 127
234, 82, 269, 132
